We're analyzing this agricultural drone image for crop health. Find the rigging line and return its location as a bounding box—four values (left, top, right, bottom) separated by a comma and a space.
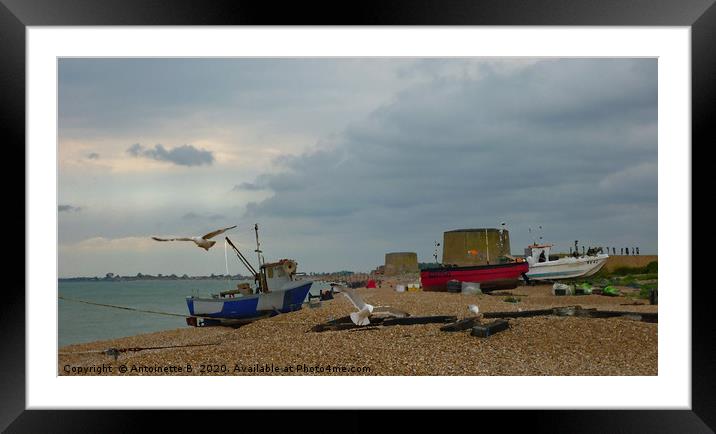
59, 349, 109, 356
59, 295, 208, 319
59, 295, 317, 324
226, 237, 258, 276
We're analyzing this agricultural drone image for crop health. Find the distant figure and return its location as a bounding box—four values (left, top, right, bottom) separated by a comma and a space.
632, 247, 635, 255
636, 247, 640, 255
538, 250, 547, 263
625, 247, 629, 255
587, 247, 601, 256
621, 248, 624, 255
612, 247, 616, 255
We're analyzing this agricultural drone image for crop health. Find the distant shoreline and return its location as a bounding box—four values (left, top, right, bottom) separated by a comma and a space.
58, 272, 355, 282
58, 275, 251, 282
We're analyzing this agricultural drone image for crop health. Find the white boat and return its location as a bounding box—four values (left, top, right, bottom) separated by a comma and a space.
524, 244, 608, 281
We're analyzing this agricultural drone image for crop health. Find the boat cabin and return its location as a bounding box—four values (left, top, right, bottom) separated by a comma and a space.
259, 259, 297, 292
524, 244, 553, 264
220, 232, 302, 296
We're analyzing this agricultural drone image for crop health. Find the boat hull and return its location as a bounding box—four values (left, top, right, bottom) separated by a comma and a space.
525, 255, 608, 280
420, 262, 529, 292
186, 280, 313, 320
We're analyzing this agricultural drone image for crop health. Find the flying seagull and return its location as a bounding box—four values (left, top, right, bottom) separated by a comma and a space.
152, 225, 237, 251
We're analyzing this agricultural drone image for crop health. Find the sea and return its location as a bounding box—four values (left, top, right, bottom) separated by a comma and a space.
58, 279, 330, 347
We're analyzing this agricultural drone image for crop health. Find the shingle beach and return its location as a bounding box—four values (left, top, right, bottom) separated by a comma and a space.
59, 283, 657, 376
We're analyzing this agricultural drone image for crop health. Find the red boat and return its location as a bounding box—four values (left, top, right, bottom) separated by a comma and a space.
420, 261, 529, 292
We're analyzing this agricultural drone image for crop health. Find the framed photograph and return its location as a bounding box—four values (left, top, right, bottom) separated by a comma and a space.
5, 0, 711, 431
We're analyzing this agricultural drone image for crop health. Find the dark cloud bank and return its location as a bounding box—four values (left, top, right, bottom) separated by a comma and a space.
127, 143, 214, 167
240, 59, 657, 255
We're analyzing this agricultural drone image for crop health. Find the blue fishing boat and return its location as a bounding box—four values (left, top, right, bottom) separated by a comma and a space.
185, 225, 313, 326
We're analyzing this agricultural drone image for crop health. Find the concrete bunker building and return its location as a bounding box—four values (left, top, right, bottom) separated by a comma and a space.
384, 252, 419, 275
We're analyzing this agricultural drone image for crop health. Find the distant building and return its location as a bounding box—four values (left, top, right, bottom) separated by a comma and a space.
384, 252, 419, 275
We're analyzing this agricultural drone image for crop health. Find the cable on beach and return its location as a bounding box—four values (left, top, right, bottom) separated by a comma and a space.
59, 342, 223, 360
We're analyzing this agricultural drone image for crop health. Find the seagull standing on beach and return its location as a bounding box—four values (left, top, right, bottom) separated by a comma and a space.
468, 304, 482, 320
152, 225, 237, 251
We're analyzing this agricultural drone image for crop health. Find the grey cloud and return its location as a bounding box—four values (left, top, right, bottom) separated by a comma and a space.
127, 143, 214, 167
232, 173, 299, 192
233, 182, 266, 191
87, 152, 100, 160
59, 204, 82, 212
182, 212, 226, 220
241, 59, 657, 254
127, 143, 143, 156
58, 58, 659, 275
58, 58, 416, 143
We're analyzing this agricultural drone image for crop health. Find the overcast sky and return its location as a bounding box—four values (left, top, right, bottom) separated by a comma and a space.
58, 58, 657, 277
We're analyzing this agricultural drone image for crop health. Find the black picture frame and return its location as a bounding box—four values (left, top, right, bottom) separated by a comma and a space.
3, 0, 711, 431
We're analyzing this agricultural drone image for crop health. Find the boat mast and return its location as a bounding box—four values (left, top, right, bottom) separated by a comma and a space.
254, 223, 269, 293
254, 223, 263, 266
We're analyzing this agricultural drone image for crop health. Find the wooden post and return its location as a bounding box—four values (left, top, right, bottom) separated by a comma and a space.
471, 319, 509, 337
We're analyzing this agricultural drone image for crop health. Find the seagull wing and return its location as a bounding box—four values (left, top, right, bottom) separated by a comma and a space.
341, 287, 366, 311
152, 236, 193, 242
202, 225, 238, 240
